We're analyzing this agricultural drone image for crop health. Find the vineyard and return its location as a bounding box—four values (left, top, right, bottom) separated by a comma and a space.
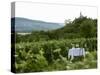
12, 16, 97, 73
15, 38, 97, 73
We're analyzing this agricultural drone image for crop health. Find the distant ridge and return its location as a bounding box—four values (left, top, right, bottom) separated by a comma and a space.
11, 17, 64, 32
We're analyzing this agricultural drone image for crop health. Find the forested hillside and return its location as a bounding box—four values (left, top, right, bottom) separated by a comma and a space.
16, 16, 97, 42
11, 17, 63, 32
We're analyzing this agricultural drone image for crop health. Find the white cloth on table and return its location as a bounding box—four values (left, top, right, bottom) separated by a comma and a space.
68, 47, 85, 60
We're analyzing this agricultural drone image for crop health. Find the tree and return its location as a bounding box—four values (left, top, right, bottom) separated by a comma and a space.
80, 19, 96, 38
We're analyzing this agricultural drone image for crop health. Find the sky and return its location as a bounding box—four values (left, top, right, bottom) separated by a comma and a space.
15, 2, 97, 23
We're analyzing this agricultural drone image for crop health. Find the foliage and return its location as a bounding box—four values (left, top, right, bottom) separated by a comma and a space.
13, 16, 97, 73
15, 38, 97, 73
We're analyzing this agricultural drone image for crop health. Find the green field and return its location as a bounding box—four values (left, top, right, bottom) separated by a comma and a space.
15, 38, 97, 73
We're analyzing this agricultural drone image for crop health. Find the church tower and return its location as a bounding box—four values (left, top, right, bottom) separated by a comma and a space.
80, 12, 83, 18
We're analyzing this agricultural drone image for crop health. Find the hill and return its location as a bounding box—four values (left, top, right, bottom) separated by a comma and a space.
11, 17, 64, 32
